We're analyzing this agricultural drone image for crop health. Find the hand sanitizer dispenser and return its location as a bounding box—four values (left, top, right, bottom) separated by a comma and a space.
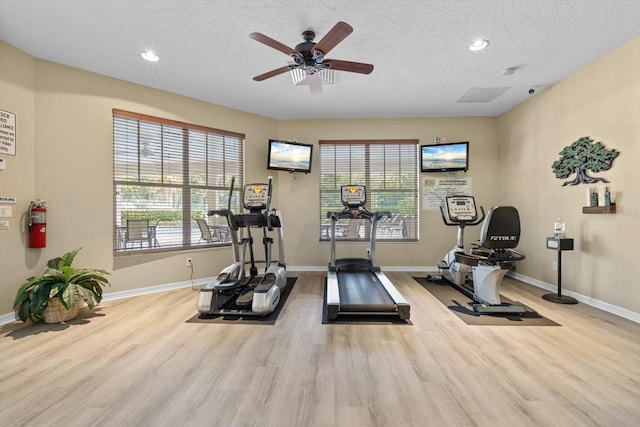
554, 218, 566, 238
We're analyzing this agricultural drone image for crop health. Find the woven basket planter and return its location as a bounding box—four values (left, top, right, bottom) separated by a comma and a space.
42, 298, 81, 323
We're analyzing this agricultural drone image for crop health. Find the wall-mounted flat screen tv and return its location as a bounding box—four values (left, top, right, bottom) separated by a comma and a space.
267, 139, 313, 174
420, 141, 469, 172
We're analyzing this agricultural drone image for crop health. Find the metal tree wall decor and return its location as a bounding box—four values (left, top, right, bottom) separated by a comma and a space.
551, 136, 619, 186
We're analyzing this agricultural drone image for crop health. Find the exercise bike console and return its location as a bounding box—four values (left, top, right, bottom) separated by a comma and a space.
445, 196, 480, 222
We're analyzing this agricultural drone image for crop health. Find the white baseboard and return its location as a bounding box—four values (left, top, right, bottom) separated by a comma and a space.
101, 276, 214, 302
3, 268, 637, 325
288, 265, 326, 272
508, 271, 640, 324
0, 276, 215, 326
0, 312, 17, 324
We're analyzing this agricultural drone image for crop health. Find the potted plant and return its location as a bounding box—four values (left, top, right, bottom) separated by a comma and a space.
13, 247, 110, 323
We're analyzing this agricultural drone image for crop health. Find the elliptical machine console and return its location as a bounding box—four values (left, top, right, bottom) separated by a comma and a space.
428, 195, 528, 314
196, 176, 287, 317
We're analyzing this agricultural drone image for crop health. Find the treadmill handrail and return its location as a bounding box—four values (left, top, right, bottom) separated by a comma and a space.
327, 206, 390, 270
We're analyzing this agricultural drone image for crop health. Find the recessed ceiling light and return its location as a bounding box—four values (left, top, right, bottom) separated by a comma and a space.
141, 50, 159, 62
469, 39, 489, 51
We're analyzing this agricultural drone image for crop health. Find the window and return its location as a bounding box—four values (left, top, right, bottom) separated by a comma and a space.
113, 109, 244, 254
319, 140, 419, 242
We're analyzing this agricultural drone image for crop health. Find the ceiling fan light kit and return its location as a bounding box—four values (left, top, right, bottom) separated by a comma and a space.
250, 21, 374, 94
290, 68, 335, 86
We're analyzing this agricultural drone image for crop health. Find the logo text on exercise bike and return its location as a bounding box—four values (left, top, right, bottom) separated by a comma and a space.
490, 235, 517, 241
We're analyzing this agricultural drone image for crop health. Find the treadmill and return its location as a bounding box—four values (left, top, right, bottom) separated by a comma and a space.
325, 185, 410, 321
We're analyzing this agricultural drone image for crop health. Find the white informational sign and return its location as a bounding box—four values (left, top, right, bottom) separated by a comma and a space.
0, 109, 16, 156
421, 176, 472, 210
0, 195, 18, 203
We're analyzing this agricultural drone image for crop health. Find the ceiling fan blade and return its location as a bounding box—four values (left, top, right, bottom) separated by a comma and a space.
307, 72, 323, 96
249, 32, 298, 56
253, 65, 293, 81
325, 59, 374, 74
314, 21, 353, 55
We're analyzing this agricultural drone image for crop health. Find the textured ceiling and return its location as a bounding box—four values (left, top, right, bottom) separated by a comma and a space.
1, 0, 639, 120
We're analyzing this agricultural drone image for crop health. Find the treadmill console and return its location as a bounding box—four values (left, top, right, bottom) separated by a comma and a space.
445, 196, 478, 222
244, 183, 269, 210
341, 185, 366, 208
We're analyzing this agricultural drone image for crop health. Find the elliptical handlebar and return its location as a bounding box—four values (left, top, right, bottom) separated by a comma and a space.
266, 176, 273, 212
206, 176, 237, 228
228, 176, 236, 212
327, 207, 390, 222
207, 209, 229, 217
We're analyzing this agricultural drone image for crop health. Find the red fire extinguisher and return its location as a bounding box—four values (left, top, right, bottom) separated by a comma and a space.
28, 199, 47, 248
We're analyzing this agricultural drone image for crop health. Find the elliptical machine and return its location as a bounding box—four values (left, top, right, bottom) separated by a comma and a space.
196, 176, 287, 317
427, 195, 527, 314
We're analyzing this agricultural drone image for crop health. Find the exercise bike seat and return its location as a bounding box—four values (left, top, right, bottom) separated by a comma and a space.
455, 206, 526, 267
454, 251, 480, 266
479, 206, 521, 250
474, 206, 526, 264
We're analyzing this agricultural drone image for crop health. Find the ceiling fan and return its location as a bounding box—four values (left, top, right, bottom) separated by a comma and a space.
249, 21, 374, 95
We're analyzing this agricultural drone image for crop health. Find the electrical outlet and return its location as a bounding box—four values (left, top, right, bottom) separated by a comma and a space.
552, 261, 558, 271
186, 257, 192, 267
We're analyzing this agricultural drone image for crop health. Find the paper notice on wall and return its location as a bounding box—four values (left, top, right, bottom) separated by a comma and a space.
422, 177, 472, 210
0, 109, 16, 156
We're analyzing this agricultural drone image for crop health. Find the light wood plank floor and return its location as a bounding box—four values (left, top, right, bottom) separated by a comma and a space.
1, 272, 639, 427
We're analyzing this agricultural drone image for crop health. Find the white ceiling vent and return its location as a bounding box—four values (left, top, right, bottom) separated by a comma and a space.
457, 87, 511, 103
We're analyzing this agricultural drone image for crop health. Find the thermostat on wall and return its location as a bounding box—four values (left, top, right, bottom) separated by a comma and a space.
0, 158, 5, 170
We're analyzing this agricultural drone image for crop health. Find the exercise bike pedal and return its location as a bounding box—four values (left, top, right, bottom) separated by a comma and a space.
472, 302, 527, 315
437, 261, 450, 270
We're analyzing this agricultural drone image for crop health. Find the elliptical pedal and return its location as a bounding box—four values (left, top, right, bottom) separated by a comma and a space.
236, 288, 254, 306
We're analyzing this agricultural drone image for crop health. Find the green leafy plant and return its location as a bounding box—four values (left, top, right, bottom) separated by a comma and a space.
13, 248, 111, 323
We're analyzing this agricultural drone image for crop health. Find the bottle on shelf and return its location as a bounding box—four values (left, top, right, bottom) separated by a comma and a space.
590, 188, 599, 207
604, 187, 611, 206
554, 218, 566, 238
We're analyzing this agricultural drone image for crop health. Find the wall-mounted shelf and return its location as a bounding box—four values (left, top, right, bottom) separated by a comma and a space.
582, 204, 616, 214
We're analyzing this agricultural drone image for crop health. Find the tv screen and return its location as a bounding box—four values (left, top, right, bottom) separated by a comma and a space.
267, 139, 313, 173
420, 141, 469, 172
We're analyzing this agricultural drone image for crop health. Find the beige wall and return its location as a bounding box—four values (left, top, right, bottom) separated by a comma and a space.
1, 36, 638, 317
274, 117, 499, 268
0, 40, 278, 314
0, 42, 36, 315
497, 36, 640, 313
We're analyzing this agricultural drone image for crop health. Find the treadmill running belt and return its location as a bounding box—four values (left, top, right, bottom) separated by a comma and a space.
337, 271, 396, 312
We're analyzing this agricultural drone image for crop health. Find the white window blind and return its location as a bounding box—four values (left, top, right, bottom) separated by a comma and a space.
319, 140, 419, 241
113, 109, 244, 254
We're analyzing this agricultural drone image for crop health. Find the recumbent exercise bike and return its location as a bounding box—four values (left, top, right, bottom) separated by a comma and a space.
428, 195, 528, 314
